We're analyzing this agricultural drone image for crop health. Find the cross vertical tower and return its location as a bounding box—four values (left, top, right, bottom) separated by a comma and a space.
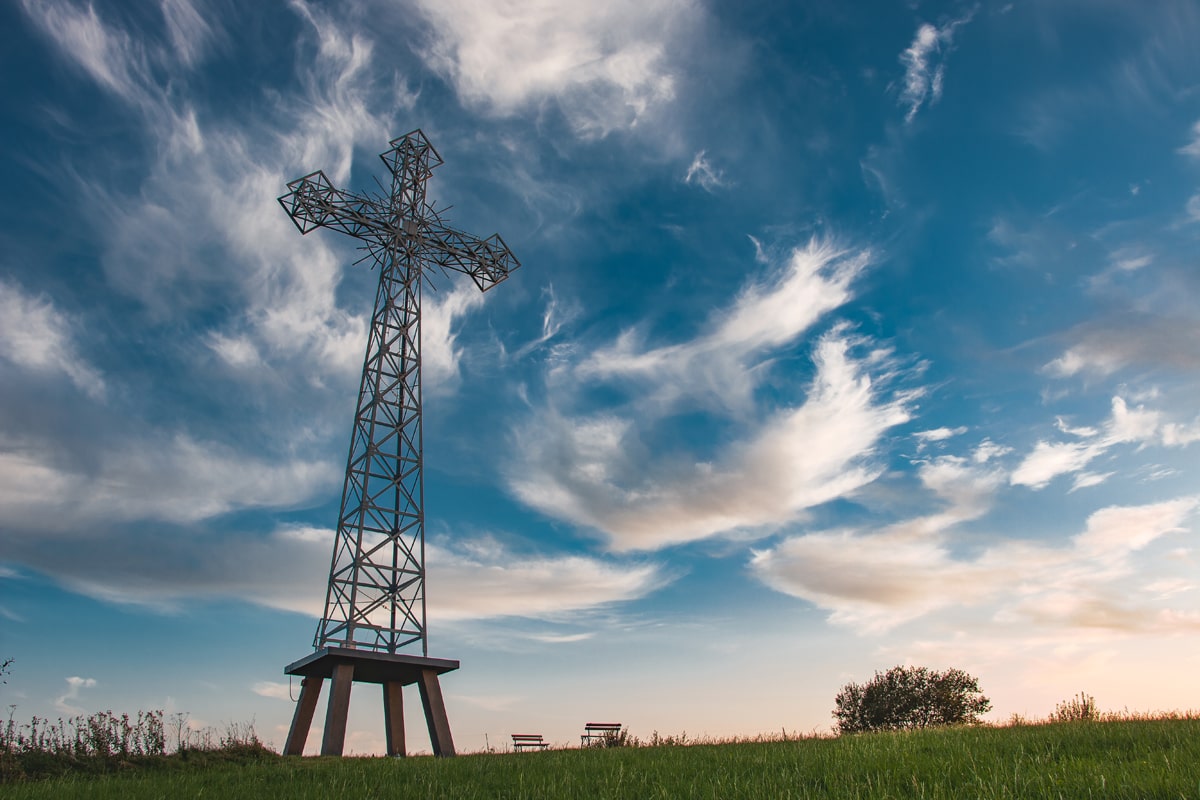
276, 131, 519, 757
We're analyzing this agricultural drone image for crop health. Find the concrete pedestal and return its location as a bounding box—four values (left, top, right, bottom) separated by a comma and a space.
282, 647, 459, 757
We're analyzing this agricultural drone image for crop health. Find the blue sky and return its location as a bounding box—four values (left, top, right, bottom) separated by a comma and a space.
2, 0, 1200, 754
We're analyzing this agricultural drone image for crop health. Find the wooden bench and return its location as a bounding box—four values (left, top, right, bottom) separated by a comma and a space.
511, 733, 549, 751
580, 722, 623, 747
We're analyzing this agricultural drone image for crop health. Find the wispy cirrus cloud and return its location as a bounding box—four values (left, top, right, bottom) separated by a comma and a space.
509, 240, 919, 552
161, 0, 218, 68
21, 0, 416, 385
426, 537, 667, 621
1013, 1, 1200, 152
1109, 247, 1153, 274
898, 12, 974, 123
20, 0, 152, 107
422, 282, 488, 397
251, 681, 293, 701
513, 332, 916, 552
507, 284, 579, 363
750, 452, 1008, 630
7, 0, 538, 640
3, 524, 666, 623
1011, 396, 1200, 490
753, 449, 1200, 635
1010, 439, 1106, 491
683, 150, 726, 192
577, 239, 870, 414
913, 426, 968, 450
1043, 315, 1200, 378
1186, 194, 1200, 223
1180, 119, 1200, 158
0, 279, 105, 400
0, 433, 336, 532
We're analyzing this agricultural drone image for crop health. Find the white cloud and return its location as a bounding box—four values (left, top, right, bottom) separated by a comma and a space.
753, 528, 991, 631
1012, 396, 1200, 490
20, 0, 151, 106
913, 426, 968, 450
898, 13, 973, 123
409, 0, 690, 137
1187, 193, 1200, 223
1162, 418, 1200, 446
1179, 119, 1200, 158
1111, 249, 1152, 272
9, 0, 552, 635
985, 214, 1068, 270
422, 282, 488, 397
578, 239, 869, 413
24, 0, 403, 385
1074, 499, 1194, 560
684, 150, 725, 191
914, 426, 967, 443
752, 494, 1200, 634
427, 538, 666, 621
55, 676, 97, 715
513, 329, 916, 551
917, 455, 1007, 521
1055, 417, 1098, 438
1106, 396, 1161, 444
508, 283, 578, 362
1044, 316, 1200, 377
8, 525, 665, 623
506, 238, 923, 552
1010, 440, 1104, 489
972, 439, 1012, 464
525, 632, 594, 644
0, 279, 105, 399
0, 434, 336, 530
750, 455, 1006, 630
161, 0, 216, 68
1071, 471, 1114, 492
252, 681, 294, 701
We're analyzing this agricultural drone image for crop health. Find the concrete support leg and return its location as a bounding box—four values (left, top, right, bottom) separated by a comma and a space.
417, 668, 455, 757
383, 681, 406, 757
283, 677, 324, 756
321, 662, 355, 756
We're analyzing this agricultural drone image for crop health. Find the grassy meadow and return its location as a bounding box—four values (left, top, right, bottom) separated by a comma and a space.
5, 718, 1200, 799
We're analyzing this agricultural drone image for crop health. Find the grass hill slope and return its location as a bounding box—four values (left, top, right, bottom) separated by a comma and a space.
6, 718, 1200, 799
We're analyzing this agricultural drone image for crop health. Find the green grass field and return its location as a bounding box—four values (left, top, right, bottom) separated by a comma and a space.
5, 719, 1200, 799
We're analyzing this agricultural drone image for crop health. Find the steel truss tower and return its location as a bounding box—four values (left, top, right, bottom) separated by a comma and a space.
276, 131, 519, 758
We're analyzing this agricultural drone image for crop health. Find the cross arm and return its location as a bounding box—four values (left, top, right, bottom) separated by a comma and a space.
421, 222, 521, 292
278, 170, 388, 240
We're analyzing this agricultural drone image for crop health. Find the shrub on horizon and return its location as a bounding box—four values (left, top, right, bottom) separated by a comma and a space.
833, 665, 991, 735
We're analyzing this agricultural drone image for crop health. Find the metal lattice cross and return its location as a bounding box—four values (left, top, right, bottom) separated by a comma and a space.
279, 130, 519, 655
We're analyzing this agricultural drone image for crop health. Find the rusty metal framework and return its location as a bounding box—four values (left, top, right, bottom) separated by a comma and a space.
279, 130, 519, 655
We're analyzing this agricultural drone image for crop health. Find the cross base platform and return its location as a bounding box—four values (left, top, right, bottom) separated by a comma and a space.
282, 647, 459, 757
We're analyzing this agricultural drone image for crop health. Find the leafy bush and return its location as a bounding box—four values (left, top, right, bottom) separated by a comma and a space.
834, 665, 991, 734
